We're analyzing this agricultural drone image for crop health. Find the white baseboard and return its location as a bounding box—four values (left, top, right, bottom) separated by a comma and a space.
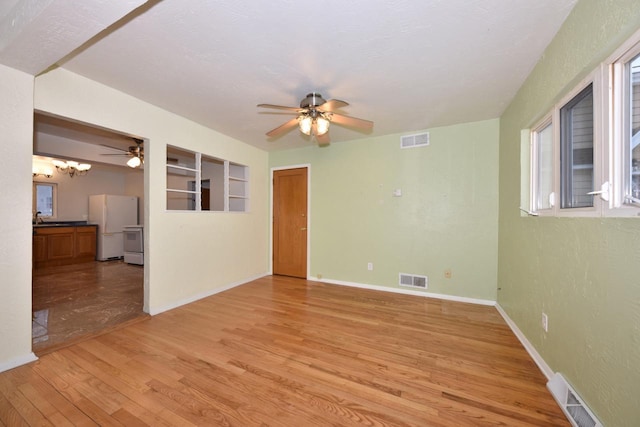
0, 352, 38, 374
149, 272, 270, 315
495, 303, 553, 380
307, 276, 496, 306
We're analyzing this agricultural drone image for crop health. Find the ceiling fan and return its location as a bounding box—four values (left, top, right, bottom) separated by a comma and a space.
258, 92, 373, 146
100, 138, 144, 168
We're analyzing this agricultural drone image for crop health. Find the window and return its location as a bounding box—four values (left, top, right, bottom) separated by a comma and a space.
629, 54, 640, 202
560, 84, 594, 209
531, 118, 554, 212
528, 29, 640, 217
166, 145, 249, 212
33, 182, 57, 218
529, 76, 601, 217
606, 29, 640, 215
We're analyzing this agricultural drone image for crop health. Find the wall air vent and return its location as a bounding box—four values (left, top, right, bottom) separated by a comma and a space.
401, 132, 430, 149
399, 273, 428, 289
547, 373, 602, 427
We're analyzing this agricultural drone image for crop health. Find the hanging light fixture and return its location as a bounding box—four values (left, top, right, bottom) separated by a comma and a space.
127, 155, 142, 168
298, 111, 330, 136
32, 165, 53, 178
316, 116, 330, 135
299, 116, 313, 135
51, 159, 92, 177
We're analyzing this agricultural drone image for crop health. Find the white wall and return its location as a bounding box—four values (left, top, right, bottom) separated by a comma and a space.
0, 64, 37, 370
34, 68, 269, 315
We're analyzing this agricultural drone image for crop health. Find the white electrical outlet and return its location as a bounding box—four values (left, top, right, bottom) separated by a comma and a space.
542, 313, 548, 332
367, 262, 373, 271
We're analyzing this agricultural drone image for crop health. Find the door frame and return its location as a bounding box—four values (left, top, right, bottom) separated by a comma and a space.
270, 164, 311, 278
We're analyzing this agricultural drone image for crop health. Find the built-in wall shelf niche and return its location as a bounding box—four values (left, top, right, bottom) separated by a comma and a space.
166, 145, 249, 212
227, 162, 249, 212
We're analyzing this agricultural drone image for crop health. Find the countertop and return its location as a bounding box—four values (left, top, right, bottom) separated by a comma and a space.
33, 221, 97, 228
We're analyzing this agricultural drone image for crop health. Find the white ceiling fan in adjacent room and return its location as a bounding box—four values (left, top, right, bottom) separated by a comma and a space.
100, 138, 144, 168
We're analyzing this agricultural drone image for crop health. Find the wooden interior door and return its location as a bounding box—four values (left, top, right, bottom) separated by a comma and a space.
201, 187, 210, 210
273, 167, 308, 278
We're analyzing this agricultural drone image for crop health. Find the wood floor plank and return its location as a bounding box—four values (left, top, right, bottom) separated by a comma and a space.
0, 393, 31, 427
2, 276, 569, 426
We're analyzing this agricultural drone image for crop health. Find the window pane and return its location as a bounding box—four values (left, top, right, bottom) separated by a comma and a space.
535, 122, 554, 210
629, 54, 640, 199
35, 184, 54, 217
560, 84, 594, 208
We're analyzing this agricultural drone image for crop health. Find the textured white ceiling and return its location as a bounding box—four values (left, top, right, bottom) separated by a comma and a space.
3, 0, 578, 151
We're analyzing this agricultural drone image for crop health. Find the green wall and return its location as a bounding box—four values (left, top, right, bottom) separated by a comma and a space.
498, 1, 640, 425
270, 119, 499, 301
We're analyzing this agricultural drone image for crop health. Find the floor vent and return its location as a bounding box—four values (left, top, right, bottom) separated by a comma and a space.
400, 132, 429, 149
399, 273, 428, 289
547, 373, 602, 427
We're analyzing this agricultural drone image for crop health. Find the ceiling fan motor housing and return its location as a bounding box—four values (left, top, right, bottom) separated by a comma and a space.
300, 92, 326, 109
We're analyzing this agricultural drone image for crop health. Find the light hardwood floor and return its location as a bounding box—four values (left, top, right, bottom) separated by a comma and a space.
3, 275, 568, 426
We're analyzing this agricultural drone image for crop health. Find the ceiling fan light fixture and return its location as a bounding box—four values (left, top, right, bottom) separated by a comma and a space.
127, 156, 142, 168
299, 116, 312, 135
316, 116, 330, 135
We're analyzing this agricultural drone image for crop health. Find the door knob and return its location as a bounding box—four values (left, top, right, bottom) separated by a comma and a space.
301, 227, 307, 231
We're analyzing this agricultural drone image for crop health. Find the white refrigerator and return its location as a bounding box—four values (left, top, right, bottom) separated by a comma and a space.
89, 195, 138, 261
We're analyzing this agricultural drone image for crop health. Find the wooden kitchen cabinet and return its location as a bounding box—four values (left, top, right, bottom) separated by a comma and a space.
75, 227, 97, 261
33, 235, 47, 263
33, 225, 97, 269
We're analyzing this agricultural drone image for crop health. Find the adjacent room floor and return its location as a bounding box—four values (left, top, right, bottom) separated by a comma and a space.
32, 260, 145, 354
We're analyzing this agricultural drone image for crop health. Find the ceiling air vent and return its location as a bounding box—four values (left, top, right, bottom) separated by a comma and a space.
399, 273, 428, 289
547, 373, 602, 427
401, 132, 430, 149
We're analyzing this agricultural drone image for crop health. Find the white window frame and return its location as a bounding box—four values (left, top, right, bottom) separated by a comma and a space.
530, 71, 604, 217
603, 28, 640, 217
530, 115, 555, 215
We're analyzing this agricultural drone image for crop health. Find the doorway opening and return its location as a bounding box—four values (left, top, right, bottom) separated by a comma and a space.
32, 112, 147, 354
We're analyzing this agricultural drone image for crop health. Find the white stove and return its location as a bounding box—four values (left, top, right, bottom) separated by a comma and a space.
123, 225, 144, 265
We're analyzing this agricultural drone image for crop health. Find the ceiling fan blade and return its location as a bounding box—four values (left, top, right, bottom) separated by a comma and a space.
317, 99, 349, 112
329, 112, 374, 130
257, 103, 303, 112
316, 132, 330, 146
312, 122, 331, 147
98, 143, 128, 153
266, 117, 299, 137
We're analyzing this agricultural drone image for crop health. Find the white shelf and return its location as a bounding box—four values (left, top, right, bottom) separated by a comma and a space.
167, 164, 198, 172
166, 189, 197, 194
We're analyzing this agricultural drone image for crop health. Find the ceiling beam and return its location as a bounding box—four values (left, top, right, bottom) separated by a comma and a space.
0, 0, 149, 75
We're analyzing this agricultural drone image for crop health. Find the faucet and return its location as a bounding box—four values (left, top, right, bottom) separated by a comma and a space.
34, 211, 43, 224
